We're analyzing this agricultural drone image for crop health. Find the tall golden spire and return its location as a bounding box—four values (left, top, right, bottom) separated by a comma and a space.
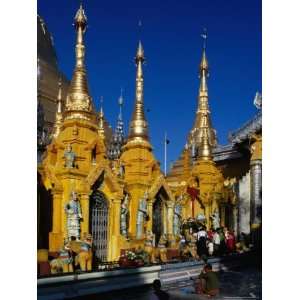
52, 78, 63, 139
128, 41, 149, 141
64, 3, 94, 121
189, 29, 217, 159
98, 96, 105, 138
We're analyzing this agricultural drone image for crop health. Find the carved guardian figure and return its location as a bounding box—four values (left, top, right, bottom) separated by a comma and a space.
65, 191, 82, 240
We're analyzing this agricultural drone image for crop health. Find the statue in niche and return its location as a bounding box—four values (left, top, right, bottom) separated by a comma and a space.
120, 193, 130, 237
65, 191, 82, 241
173, 203, 182, 236
210, 209, 220, 230
64, 144, 76, 168
136, 191, 148, 239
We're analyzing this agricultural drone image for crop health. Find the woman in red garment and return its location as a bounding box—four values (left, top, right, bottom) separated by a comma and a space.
226, 231, 236, 253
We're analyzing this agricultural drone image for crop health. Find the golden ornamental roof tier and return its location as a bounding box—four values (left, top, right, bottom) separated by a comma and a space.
127, 41, 149, 142
64, 4, 95, 122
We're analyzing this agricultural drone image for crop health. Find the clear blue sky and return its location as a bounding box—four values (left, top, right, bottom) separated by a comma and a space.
38, 0, 261, 170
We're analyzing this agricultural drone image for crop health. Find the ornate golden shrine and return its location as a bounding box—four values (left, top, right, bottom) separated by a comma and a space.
38, 4, 244, 263
166, 37, 227, 231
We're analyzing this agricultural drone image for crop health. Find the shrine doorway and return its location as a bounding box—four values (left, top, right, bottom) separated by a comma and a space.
152, 188, 168, 246
90, 190, 109, 263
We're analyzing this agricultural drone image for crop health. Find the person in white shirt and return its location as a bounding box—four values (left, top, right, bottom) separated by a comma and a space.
207, 239, 214, 256
197, 227, 207, 240
213, 230, 220, 256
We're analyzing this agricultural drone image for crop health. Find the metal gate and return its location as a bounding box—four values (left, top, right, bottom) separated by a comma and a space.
90, 191, 109, 262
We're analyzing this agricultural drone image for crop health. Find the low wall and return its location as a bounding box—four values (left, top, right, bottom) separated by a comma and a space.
38, 266, 161, 300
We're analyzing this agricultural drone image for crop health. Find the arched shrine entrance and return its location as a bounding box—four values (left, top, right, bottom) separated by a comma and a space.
152, 187, 168, 246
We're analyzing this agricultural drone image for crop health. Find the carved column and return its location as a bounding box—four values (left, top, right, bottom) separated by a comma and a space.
111, 196, 122, 260
232, 205, 238, 235
249, 135, 262, 248
237, 172, 251, 236
113, 198, 121, 237
49, 190, 63, 252
80, 193, 90, 239
146, 199, 153, 232
250, 160, 262, 228
52, 191, 62, 233
250, 159, 262, 250
162, 204, 167, 235
166, 202, 175, 247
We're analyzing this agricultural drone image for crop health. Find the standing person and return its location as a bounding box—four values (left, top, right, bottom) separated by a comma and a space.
149, 279, 169, 300
196, 226, 207, 258
224, 227, 229, 254
219, 228, 226, 256
226, 231, 235, 253
179, 234, 186, 255
213, 230, 220, 256
207, 227, 214, 240
195, 264, 220, 296
207, 239, 214, 256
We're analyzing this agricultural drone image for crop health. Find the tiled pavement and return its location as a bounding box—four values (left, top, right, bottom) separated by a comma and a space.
75, 265, 261, 300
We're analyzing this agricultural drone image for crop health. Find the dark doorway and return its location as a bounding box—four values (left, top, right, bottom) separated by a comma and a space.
152, 195, 163, 246
37, 173, 52, 249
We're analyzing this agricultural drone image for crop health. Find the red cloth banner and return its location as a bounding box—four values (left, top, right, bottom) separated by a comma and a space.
186, 186, 199, 217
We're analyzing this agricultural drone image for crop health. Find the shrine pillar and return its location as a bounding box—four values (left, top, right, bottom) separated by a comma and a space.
166, 202, 175, 247
250, 159, 262, 250
232, 205, 238, 236
146, 199, 153, 232
250, 159, 262, 229
237, 172, 251, 236
80, 192, 90, 239
111, 197, 122, 260
49, 189, 63, 252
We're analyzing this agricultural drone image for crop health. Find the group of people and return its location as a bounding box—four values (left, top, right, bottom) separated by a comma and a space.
195, 226, 236, 258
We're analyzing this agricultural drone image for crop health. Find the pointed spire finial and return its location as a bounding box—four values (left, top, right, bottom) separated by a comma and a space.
98, 96, 105, 137
57, 77, 63, 113
188, 29, 217, 160
200, 28, 208, 71
107, 90, 125, 160
136, 40, 145, 63
74, 2, 87, 32
99, 96, 104, 118
128, 41, 149, 141
52, 77, 64, 139
64, 3, 93, 120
